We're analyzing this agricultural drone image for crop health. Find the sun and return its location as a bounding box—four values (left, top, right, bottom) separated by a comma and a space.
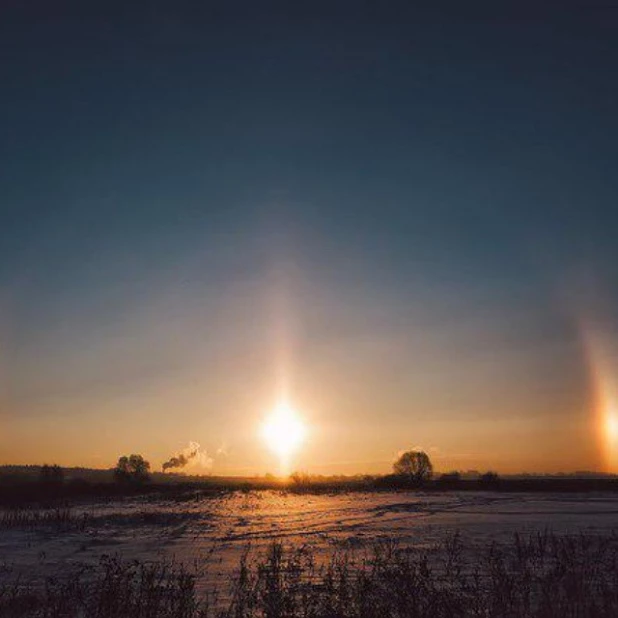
262, 401, 306, 476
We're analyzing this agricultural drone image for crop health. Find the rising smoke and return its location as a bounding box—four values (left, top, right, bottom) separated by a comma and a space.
162, 441, 213, 472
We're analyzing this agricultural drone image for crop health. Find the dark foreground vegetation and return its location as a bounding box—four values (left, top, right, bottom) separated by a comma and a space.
2, 531, 618, 617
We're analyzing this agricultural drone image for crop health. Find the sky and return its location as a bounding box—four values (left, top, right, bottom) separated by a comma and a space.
1, 1, 618, 475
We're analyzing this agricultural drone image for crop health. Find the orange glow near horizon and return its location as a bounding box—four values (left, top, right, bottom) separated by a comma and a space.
581, 325, 618, 473
261, 401, 306, 476
602, 401, 618, 471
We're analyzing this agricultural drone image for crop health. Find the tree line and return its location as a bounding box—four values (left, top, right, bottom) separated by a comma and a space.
32, 451, 501, 487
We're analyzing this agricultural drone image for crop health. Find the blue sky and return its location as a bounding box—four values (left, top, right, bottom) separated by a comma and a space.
1, 2, 617, 473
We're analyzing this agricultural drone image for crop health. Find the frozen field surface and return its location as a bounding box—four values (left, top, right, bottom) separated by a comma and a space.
2, 491, 618, 592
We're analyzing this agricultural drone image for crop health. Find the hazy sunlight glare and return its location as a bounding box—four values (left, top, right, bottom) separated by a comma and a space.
262, 401, 306, 476
606, 410, 618, 458
581, 323, 618, 473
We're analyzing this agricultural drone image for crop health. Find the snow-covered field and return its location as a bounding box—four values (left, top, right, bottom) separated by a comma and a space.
2, 491, 618, 593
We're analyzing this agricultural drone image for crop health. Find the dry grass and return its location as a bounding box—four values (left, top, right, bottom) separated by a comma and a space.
0, 508, 82, 531
0, 507, 207, 531
2, 531, 618, 617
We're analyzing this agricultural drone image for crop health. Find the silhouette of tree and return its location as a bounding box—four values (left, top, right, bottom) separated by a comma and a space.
479, 471, 500, 487
39, 464, 64, 485
290, 471, 311, 487
113, 454, 151, 484
393, 450, 433, 484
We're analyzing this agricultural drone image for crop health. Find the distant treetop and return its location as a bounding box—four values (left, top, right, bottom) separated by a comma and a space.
393, 450, 433, 484
113, 454, 151, 484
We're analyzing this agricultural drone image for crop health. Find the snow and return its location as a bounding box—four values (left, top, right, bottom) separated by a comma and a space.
2, 491, 617, 594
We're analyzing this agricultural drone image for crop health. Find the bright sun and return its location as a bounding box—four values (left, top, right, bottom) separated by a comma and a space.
262, 401, 306, 475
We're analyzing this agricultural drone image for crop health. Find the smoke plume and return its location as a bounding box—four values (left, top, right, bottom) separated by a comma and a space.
162, 441, 213, 472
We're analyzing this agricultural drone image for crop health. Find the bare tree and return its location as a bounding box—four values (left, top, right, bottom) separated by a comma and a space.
393, 450, 433, 484
114, 454, 151, 484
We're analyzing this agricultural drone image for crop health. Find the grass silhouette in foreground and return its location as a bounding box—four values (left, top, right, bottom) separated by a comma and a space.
2, 531, 618, 617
